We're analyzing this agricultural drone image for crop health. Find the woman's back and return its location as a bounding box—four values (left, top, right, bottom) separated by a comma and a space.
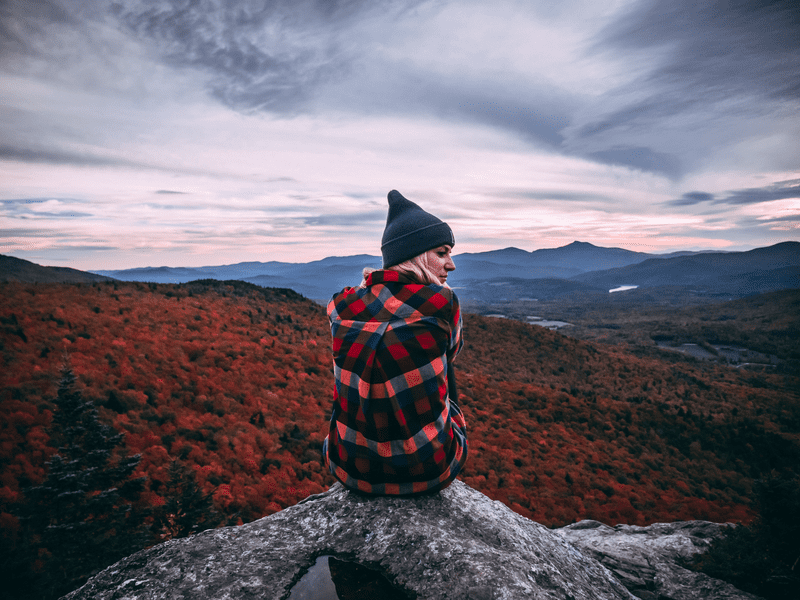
323, 268, 467, 495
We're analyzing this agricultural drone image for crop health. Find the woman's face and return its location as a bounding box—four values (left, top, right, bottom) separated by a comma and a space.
424, 245, 455, 284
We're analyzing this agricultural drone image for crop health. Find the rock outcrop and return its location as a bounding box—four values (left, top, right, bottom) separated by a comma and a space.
63, 481, 754, 600
557, 520, 760, 600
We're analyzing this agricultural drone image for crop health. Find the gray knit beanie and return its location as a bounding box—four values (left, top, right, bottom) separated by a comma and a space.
381, 190, 455, 268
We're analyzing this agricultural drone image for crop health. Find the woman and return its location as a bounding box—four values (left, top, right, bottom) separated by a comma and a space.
322, 190, 468, 495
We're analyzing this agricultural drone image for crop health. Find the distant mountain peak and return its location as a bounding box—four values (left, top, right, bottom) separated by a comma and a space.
496, 247, 531, 254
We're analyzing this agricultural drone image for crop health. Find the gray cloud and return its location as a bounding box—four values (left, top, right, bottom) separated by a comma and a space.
2, 0, 798, 191
298, 210, 385, 227
767, 214, 800, 223
444, 86, 572, 148
4, 197, 86, 205
1, 198, 94, 219
0, 144, 132, 167
113, 0, 429, 112
588, 146, 681, 178
567, 0, 800, 175
493, 188, 605, 202
667, 191, 716, 207
343, 191, 378, 200
20, 211, 94, 218
0, 141, 239, 177
109, 0, 577, 150
314, 55, 577, 149
0, 0, 74, 60
50, 245, 121, 251
717, 179, 800, 206
0, 227, 54, 237
0, 138, 286, 182
601, 0, 800, 103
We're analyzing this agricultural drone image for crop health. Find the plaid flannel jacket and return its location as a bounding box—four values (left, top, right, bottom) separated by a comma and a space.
322, 269, 467, 495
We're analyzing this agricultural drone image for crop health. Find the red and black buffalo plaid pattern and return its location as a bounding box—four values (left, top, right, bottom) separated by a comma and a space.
322, 269, 467, 495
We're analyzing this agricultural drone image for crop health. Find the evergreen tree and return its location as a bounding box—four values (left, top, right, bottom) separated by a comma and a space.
20, 365, 149, 600
151, 459, 223, 541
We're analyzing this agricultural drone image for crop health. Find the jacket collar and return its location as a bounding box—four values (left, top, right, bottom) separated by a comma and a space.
365, 269, 417, 286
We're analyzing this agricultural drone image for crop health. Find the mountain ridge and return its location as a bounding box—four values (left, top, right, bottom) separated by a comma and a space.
571, 241, 800, 293
0, 254, 113, 284
3, 241, 797, 302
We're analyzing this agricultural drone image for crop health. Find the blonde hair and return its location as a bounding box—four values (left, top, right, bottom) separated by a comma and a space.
361, 252, 443, 287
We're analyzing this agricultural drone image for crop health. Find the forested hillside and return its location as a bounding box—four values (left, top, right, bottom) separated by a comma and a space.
1, 280, 798, 596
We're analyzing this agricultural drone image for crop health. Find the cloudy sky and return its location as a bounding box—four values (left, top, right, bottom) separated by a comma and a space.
1, 0, 798, 270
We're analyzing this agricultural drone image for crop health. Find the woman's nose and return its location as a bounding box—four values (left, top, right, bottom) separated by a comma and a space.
445, 257, 455, 271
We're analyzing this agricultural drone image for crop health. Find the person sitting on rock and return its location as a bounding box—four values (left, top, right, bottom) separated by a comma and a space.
322, 190, 468, 495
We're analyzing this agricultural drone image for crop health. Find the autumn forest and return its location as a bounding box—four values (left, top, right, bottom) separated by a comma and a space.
1, 279, 799, 598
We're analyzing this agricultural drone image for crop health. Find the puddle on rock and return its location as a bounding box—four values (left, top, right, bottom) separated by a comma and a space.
287, 555, 338, 600
288, 555, 410, 600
